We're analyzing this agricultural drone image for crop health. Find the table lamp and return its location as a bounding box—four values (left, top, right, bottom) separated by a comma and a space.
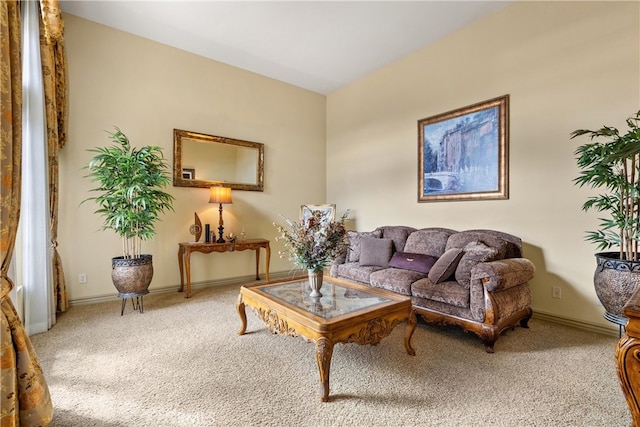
209, 185, 233, 243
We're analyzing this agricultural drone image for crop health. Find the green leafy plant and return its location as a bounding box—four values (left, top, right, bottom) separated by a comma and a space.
274, 209, 350, 272
83, 128, 174, 259
570, 110, 640, 261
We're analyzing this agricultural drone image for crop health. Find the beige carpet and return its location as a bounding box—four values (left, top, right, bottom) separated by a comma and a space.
30, 282, 632, 426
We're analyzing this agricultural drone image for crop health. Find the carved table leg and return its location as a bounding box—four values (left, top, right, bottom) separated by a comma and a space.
236, 294, 247, 336
184, 251, 192, 298
255, 248, 260, 280
315, 337, 334, 402
265, 244, 270, 282
404, 309, 417, 356
177, 246, 184, 293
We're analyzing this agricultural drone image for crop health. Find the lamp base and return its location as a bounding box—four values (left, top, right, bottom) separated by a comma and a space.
217, 225, 225, 243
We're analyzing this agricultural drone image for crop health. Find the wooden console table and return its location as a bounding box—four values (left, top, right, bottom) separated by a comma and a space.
616, 285, 640, 426
178, 239, 270, 298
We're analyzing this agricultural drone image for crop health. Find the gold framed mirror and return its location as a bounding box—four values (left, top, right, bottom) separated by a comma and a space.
173, 129, 264, 191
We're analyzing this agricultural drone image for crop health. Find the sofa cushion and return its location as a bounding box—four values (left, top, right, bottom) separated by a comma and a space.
455, 240, 504, 288
445, 231, 509, 259
359, 237, 393, 267
411, 277, 470, 309
404, 228, 456, 257
388, 252, 438, 274
377, 226, 416, 252
463, 229, 523, 258
336, 262, 386, 284
428, 248, 464, 284
346, 230, 382, 262
370, 268, 427, 296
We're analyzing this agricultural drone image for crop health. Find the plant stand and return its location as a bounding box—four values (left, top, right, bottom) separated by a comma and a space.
604, 311, 627, 338
118, 290, 149, 316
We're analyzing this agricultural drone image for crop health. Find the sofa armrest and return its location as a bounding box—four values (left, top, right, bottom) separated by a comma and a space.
470, 258, 535, 293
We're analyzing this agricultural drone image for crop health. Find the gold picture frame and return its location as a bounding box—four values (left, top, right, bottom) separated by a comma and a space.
418, 95, 509, 202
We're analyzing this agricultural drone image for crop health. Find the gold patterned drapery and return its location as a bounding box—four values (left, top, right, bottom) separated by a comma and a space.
40, 0, 69, 313
1, 0, 55, 425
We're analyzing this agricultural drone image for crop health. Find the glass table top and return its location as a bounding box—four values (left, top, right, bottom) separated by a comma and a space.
261, 280, 391, 319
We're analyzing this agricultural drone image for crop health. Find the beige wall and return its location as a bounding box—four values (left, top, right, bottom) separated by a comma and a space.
60, 15, 326, 301
326, 1, 639, 331
62, 2, 640, 332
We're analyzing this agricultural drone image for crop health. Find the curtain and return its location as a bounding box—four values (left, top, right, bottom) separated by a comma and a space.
1, 0, 54, 425
22, 0, 55, 335
19, 0, 69, 333
40, 0, 68, 314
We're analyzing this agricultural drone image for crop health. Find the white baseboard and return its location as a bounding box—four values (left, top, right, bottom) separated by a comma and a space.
68, 270, 296, 306
532, 310, 621, 338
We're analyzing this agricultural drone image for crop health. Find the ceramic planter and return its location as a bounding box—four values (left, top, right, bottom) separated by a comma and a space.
594, 252, 640, 319
111, 254, 153, 298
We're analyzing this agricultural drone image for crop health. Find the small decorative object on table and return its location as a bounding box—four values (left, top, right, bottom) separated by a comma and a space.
274, 207, 349, 298
190, 212, 202, 242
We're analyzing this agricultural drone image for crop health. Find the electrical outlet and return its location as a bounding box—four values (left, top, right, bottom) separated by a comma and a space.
552, 286, 561, 299
78, 273, 87, 284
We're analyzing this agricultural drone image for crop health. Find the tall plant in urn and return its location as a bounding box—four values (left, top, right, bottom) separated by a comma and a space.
570, 110, 640, 323
83, 128, 174, 307
274, 209, 349, 297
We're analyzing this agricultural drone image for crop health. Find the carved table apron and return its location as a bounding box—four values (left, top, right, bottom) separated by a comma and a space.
236, 276, 416, 402
178, 239, 270, 298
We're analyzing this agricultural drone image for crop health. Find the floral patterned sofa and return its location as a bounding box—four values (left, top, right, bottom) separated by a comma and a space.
330, 226, 535, 352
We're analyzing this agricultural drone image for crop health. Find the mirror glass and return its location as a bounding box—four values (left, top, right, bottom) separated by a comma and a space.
173, 129, 264, 191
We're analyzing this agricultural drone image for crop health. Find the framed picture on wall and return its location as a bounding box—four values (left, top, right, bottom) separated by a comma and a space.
300, 204, 336, 226
418, 95, 509, 202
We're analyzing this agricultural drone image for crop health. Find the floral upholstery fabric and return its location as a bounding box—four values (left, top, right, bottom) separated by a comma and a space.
369, 268, 426, 296
403, 228, 456, 257
454, 240, 507, 289
335, 263, 384, 284
470, 281, 532, 323
447, 229, 522, 258
411, 277, 469, 308
411, 295, 474, 321
470, 258, 536, 293
469, 259, 535, 322
377, 226, 416, 253
331, 226, 534, 346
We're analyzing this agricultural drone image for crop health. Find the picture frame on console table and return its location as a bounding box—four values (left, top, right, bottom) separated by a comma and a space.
182, 168, 195, 180
300, 204, 336, 225
418, 95, 509, 202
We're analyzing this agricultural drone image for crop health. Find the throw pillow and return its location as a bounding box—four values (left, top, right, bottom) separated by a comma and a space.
428, 248, 465, 284
359, 237, 393, 267
347, 230, 382, 262
389, 252, 438, 274
454, 240, 503, 287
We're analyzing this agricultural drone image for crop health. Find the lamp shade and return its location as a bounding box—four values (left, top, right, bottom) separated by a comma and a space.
209, 186, 232, 204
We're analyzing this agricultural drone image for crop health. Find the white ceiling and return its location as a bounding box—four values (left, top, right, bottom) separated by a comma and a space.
60, 1, 511, 95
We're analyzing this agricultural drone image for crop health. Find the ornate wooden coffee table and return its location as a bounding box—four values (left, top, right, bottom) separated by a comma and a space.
236, 276, 417, 402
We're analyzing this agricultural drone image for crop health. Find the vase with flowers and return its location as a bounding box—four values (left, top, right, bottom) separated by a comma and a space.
274, 209, 350, 297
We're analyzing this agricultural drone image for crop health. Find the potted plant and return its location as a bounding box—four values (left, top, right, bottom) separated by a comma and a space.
570, 110, 640, 322
83, 128, 174, 305
274, 209, 349, 298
